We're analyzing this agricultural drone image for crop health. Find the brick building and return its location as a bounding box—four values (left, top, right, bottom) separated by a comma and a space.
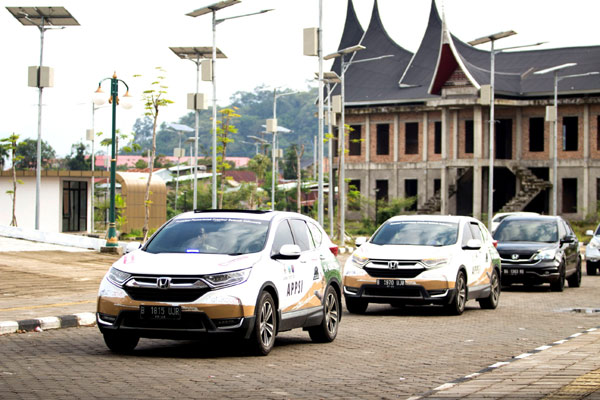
332, 0, 600, 221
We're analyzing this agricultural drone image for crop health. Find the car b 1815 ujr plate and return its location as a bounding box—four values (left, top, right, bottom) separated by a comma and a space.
377, 279, 405, 288
140, 305, 181, 320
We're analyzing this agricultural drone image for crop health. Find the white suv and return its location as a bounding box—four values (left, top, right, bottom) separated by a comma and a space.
343, 215, 501, 315
97, 210, 342, 355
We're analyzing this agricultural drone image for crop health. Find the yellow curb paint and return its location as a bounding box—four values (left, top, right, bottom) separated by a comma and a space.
0, 300, 95, 312
543, 368, 600, 399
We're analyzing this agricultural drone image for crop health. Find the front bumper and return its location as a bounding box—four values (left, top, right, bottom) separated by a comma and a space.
97, 310, 255, 340
585, 246, 600, 263
500, 260, 560, 284
343, 283, 456, 305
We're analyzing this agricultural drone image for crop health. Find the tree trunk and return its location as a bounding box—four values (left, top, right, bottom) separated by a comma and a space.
218, 119, 229, 209
10, 140, 17, 227
294, 145, 305, 213
143, 107, 158, 242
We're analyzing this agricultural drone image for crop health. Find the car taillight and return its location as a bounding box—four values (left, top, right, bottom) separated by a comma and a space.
329, 246, 339, 257
492, 240, 498, 248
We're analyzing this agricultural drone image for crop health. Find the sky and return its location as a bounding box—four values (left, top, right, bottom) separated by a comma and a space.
1, 0, 599, 157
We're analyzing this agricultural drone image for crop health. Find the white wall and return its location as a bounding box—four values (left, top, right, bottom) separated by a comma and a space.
0, 176, 91, 233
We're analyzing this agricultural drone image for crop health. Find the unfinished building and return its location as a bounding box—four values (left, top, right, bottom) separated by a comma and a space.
332, 0, 600, 221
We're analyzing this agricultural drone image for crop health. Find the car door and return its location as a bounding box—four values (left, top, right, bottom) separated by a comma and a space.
460, 222, 477, 287
469, 221, 493, 288
562, 219, 579, 274
288, 219, 323, 312
270, 219, 303, 314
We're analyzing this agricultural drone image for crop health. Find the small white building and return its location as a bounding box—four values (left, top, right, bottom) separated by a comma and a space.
0, 170, 109, 233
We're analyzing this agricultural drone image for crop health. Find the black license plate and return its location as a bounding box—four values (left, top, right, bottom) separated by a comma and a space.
377, 279, 405, 288
140, 305, 181, 320
509, 269, 524, 276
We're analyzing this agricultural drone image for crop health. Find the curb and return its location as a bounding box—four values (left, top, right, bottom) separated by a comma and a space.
0, 312, 96, 335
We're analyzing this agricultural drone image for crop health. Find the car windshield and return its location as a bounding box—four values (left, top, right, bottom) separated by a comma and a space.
493, 219, 558, 243
370, 220, 459, 246
145, 218, 270, 254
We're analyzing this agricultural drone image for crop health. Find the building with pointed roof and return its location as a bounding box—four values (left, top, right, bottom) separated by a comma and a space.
333, 0, 600, 221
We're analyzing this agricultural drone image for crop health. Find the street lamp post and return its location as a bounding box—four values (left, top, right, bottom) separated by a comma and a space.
93, 73, 132, 249
167, 123, 194, 213
187, 1, 272, 209
534, 64, 599, 215
6, 6, 79, 230
325, 46, 392, 245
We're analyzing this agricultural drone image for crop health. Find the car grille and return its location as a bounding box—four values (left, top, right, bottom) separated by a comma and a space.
365, 259, 424, 278
498, 251, 536, 263
124, 276, 210, 302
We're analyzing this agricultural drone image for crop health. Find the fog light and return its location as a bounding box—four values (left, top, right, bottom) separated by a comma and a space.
344, 286, 359, 294
98, 313, 117, 324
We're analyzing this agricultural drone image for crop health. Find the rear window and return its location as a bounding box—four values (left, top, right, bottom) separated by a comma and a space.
371, 220, 459, 246
493, 219, 558, 243
145, 218, 269, 255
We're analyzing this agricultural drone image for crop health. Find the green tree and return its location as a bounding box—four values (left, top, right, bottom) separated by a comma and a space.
135, 159, 148, 169
65, 142, 91, 170
216, 107, 241, 208
137, 67, 173, 241
14, 139, 56, 170
1, 134, 23, 226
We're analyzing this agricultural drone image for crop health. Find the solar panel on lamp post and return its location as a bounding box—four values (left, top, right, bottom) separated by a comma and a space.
186, 1, 272, 210
534, 64, 599, 215
6, 6, 79, 230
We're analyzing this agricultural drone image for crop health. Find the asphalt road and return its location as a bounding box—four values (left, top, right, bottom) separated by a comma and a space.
1, 246, 600, 399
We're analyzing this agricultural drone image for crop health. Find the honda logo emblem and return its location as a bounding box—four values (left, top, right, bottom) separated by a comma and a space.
511, 254, 519, 260
157, 277, 171, 289
388, 261, 399, 270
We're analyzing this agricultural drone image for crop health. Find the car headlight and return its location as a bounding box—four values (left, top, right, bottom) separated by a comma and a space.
420, 258, 449, 269
533, 248, 558, 261
203, 268, 251, 289
107, 267, 131, 287
588, 238, 600, 249
350, 252, 369, 269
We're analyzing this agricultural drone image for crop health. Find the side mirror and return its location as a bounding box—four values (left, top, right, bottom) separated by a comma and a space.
355, 237, 367, 247
125, 242, 142, 254
272, 244, 301, 260
560, 235, 576, 245
463, 239, 482, 250
586, 230, 594, 236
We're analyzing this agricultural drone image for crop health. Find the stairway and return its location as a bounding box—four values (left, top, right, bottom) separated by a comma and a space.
498, 166, 552, 213
417, 169, 463, 214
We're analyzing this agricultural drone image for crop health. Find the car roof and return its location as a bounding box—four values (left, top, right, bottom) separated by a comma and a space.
492, 212, 538, 221
172, 210, 315, 223
502, 214, 559, 222
385, 214, 479, 224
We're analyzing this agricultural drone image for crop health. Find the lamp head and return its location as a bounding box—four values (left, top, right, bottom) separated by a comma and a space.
93, 86, 106, 106
121, 90, 134, 110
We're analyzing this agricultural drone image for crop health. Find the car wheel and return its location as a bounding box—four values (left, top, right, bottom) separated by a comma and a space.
250, 291, 277, 356
308, 286, 339, 343
345, 297, 368, 314
586, 261, 597, 276
446, 271, 466, 315
479, 269, 500, 309
550, 263, 566, 292
103, 332, 139, 353
567, 259, 582, 288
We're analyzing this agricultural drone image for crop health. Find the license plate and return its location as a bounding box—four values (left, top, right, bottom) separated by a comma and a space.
377, 279, 405, 288
509, 269, 524, 276
140, 305, 181, 320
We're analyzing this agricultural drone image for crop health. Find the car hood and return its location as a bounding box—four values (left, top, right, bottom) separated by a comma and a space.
110, 250, 262, 275
496, 242, 557, 252
358, 242, 454, 260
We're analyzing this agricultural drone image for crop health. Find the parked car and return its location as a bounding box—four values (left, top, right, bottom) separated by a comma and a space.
585, 226, 600, 275
97, 210, 342, 356
342, 215, 501, 315
491, 212, 539, 233
493, 215, 581, 291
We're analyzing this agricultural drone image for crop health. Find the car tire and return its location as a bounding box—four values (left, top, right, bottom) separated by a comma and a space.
308, 286, 340, 343
586, 261, 597, 276
250, 291, 277, 356
567, 259, 582, 288
550, 263, 566, 292
345, 297, 368, 314
479, 269, 500, 309
103, 332, 139, 353
446, 271, 466, 315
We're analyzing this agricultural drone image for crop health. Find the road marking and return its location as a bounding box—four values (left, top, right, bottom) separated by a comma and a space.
0, 300, 95, 312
